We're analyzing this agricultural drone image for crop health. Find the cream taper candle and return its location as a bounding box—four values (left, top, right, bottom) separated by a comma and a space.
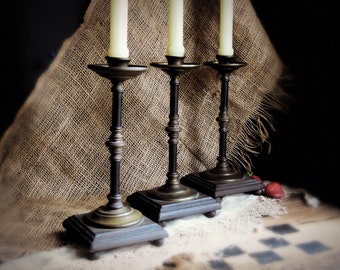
166, 0, 185, 57
218, 0, 234, 57
107, 0, 129, 58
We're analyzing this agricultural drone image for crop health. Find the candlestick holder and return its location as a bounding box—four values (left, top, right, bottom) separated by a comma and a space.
126, 56, 221, 226
181, 55, 265, 201
62, 57, 168, 260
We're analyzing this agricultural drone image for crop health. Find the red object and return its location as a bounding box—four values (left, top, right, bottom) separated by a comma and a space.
251, 175, 262, 182
265, 182, 285, 199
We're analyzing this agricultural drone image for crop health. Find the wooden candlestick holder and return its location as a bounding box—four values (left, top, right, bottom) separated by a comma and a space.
62, 57, 168, 260
180, 55, 265, 201
126, 56, 221, 226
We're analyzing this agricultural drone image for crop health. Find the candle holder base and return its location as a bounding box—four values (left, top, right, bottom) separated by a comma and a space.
63, 213, 167, 260
126, 189, 221, 226
180, 169, 265, 202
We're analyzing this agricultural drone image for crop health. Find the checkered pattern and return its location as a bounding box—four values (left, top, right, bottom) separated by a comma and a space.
207, 223, 331, 269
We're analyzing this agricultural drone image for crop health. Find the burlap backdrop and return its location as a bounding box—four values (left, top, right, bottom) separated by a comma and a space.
0, 0, 290, 262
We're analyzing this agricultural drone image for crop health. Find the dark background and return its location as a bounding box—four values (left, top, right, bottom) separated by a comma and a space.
250, 0, 338, 207
1, 1, 338, 206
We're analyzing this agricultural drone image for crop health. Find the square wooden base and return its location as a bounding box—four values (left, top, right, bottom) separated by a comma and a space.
180, 172, 265, 200
62, 213, 168, 260
126, 191, 221, 226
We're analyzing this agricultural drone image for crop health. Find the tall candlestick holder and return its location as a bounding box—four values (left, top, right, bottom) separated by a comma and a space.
126, 56, 221, 226
62, 57, 168, 260
181, 55, 265, 201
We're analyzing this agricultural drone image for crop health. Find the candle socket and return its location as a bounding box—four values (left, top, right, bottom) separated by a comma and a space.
216, 54, 234, 64
166, 55, 185, 65
105, 56, 130, 67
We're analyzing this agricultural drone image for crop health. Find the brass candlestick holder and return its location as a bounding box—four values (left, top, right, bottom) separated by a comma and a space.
181, 55, 265, 201
62, 57, 168, 260
127, 56, 221, 226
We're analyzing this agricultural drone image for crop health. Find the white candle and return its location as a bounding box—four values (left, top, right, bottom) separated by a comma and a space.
107, 0, 129, 58
166, 0, 185, 57
218, 0, 234, 57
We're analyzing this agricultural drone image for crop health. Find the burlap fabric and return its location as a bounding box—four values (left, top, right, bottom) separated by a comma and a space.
0, 0, 290, 262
